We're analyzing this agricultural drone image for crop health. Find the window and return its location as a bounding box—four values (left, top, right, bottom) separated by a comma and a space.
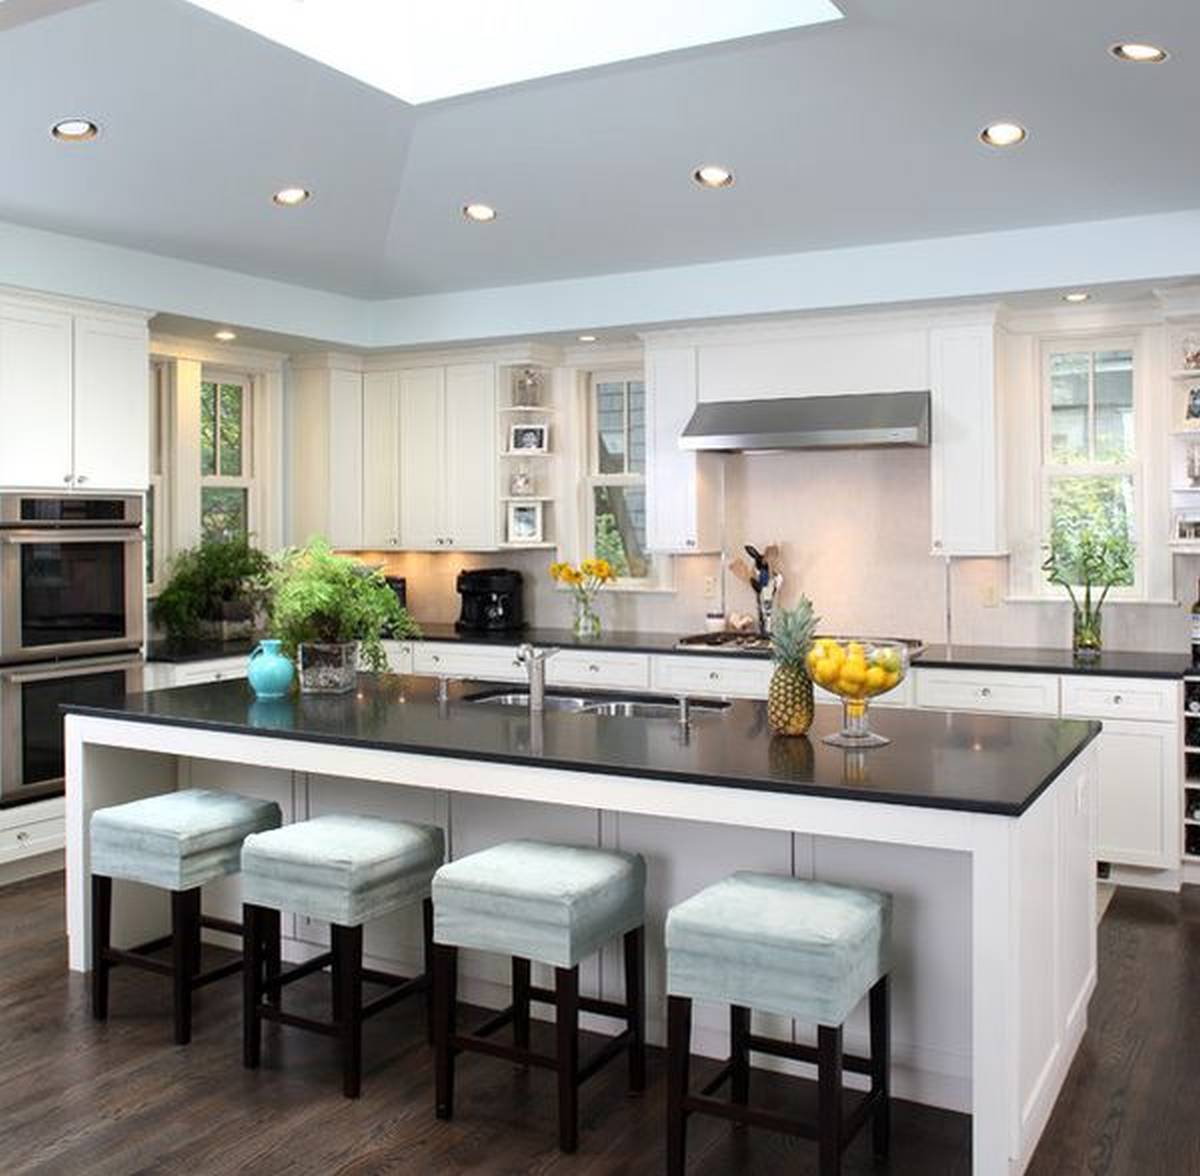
1042, 343, 1137, 590
586, 372, 653, 582
200, 376, 253, 542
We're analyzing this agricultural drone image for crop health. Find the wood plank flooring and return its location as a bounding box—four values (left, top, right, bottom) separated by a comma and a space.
0, 873, 1190, 1174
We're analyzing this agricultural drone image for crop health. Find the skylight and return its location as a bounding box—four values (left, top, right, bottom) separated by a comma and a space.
183, 0, 844, 105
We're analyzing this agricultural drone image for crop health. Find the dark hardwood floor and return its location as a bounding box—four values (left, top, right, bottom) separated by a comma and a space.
0, 873, 1191, 1175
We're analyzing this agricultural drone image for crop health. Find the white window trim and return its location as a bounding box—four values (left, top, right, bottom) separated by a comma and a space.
146, 361, 169, 594
200, 368, 257, 543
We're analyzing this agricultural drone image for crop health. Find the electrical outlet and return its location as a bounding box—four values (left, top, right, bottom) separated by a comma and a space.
703, 576, 718, 600
982, 581, 1000, 608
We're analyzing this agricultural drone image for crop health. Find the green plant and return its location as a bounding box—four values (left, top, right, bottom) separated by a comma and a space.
770, 597, 819, 669
152, 538, 273, 642
270, 538, 419, 672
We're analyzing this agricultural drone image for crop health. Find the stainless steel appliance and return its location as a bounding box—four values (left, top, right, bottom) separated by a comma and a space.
456, 568, 524, 633
0, 493, 144, 665
0, 652, 143, 805
677, 632, 927, 656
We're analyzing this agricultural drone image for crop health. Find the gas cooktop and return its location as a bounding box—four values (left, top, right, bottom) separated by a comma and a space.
676, 632, 927, 656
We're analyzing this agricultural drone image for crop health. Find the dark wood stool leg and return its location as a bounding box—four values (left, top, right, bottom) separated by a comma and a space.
555, 965, 580, 1153
623, 926, 646, 1093
332, 923, 364, 1098
730, 1004, 751, 1108
422, 897, 435, 1044
170, 888, 201, 1045
869, 974, 891, 1159
512, 956, 531, 1055
817, 1024, 844, 1176
263, 909, 282, 1008
666, 995, 693, 1176
90, 874, 112, 1021
433, 943, 458, 1119
242, 903, 264, 1069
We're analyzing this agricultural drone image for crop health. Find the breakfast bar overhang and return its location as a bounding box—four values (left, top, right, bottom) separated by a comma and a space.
63, 677, 1101, 1176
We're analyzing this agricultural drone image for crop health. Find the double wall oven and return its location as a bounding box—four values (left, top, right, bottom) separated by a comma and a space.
0, 493, 144, 805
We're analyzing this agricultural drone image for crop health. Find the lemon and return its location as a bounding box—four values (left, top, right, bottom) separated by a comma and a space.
865, 665, 886, 692
815, 658, 838, 685
883, 670, 900, 689
848, 642, 865, 658
876, 648, 902, 674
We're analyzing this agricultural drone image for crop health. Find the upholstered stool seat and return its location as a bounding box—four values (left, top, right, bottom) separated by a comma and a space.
89, 788, 282, 1045
240, 814, 445, 1098
432, 839, 645, 967
665, 872, 893, 1176
431, 840, 647, 1153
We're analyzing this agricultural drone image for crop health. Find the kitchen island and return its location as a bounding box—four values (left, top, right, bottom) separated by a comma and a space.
63, 676, 1100, 1176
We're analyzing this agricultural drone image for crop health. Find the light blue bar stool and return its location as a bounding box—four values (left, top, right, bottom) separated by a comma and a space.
89, 787, 282, 1044
430, 839, 647, 1153
239, 813, 445, 1098
664, 872, 892, 1176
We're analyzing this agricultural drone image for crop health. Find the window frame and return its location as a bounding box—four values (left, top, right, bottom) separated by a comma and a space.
1038, 336, 1143, 599
146, 361, 169, 594
199, 369, 256, 544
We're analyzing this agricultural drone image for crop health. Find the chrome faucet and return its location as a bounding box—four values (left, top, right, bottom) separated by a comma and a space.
515, 644, 558, 712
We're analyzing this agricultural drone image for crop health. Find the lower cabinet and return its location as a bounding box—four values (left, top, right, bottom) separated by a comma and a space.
1091, 720, 1176, 869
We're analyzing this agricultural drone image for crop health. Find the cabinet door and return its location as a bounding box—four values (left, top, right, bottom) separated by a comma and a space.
1095, 719, 1176, 869
326, 368, 364, 549
72, 315, 149, 490
0, 302, 73, 488
362, 371, 401, 548
399, 367, 445, 549
443, 363, 497, 551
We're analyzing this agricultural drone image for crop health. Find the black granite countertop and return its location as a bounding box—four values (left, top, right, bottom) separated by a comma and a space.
66, 675, 1099, 817
412, 622, 695, 655
144, 636, 263, 664
917, 644, 1193, 680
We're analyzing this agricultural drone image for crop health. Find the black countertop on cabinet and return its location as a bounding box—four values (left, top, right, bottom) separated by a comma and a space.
144, 636, 263, 664
411, 622, 695, 655
916, 644, 1193, 680
65, 675, 1099, 817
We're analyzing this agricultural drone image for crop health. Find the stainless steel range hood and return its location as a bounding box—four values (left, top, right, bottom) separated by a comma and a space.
679, 390, 931, 452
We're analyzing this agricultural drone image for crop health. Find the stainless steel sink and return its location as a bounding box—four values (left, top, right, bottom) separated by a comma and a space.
582, 699, 731, 719
461, 691, 593, 712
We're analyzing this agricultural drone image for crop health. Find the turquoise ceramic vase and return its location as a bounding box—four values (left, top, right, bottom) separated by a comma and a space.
247, 639, 295, 700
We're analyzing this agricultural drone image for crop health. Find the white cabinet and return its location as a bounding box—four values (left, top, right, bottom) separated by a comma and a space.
914, 667, 1059, 716
411, 642, 524, 682
644, 346, 719, 554
928, 324, 1006, 556
651, 654, 772, 700
143, 656, 247, 690
1093, 720, 1176, 869
0, 299, 148, 492
547, 650, 650, 691
399, 363, 497, 551
362, 371, 402, 548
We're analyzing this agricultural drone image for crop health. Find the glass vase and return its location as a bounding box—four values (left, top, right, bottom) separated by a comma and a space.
298, 641, 358, 694
1072, 608, 1102, 661
572, 596, 601, 639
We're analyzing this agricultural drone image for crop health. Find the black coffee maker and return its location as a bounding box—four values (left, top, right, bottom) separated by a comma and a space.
456, 568, 525, 633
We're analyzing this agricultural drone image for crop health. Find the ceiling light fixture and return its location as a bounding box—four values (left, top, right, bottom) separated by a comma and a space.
214, 329, 237, 341
1109, 42, 1168, 64
1062, 292, 1091, 304
979, 121, 1027, 148
51, 118, 99, 142
578, 334, 597, 343
272, 186, 311, 206
693, 164, 734, 189
462, 202, 498, 222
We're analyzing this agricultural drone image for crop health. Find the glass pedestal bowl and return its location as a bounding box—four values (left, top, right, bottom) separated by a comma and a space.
806, 638, 910, 748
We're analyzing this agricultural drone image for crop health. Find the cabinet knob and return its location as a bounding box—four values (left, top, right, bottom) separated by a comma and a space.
686, 539, 696, 548
76, 475, 88, 484
980, 686, 991, 698
431, 654, 441, 663
933, 539, 943, 550
1113, 694, 1122, 705
709, 671, 720, 681
588, 664, 599, 673
16, 830, 29, 843
62, 474, 72, 484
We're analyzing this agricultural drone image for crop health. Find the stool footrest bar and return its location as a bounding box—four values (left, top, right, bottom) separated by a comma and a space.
682, 1093, 820, 1140
200, 915, 242, 936
258, 1006, 340, 1037
103, 947, 173, 977
453, 1032, 557, 1070
576, 1028, 633, 1085
746, 1032, 873, 1076
527, 985, 628, 1020
193, 959, 242, 989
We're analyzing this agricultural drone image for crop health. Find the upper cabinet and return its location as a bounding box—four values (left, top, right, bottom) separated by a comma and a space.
0, 296, 149, 492
361, 371, 402, 548
644, 345, 720, 553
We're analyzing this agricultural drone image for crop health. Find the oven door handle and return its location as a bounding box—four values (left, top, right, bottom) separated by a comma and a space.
0, 655, 144, 684
0, 529, 143, 545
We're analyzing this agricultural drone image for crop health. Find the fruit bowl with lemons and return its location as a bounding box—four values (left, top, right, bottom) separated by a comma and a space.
806, 637, 909, 748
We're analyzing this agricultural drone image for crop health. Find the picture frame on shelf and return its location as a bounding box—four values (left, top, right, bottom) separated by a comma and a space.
509, 422, 549, 454
506, 500, 544, 545
1173, 509, 1200, 543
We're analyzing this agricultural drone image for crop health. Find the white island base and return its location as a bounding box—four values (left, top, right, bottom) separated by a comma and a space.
64, 713, 1097, 1176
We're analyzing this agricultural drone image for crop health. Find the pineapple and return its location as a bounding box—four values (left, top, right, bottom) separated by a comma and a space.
767, 597, 819, 736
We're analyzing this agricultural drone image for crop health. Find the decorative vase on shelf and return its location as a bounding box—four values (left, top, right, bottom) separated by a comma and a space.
1072, 608, 1102, 661
298, 641, 358, 694
513, 367, 543, 407
247, 639, 295, 699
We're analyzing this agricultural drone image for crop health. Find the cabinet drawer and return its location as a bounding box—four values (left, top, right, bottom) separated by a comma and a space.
547, 651, 650, 691
382, 641, 415, 675
1061, 676, 1177, 724
173, 658, 248, 687
915, 668, 1058, 716
412, 643, 525, 683
652, 655, 772, 699
0, 815, 64, 863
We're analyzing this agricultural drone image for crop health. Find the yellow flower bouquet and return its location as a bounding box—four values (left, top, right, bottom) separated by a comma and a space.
549, 557, 616, 637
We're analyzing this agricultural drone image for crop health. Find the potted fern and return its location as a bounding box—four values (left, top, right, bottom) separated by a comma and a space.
767, 597, 819, 736
271, 539, 419, 693
152, 538, 272, 645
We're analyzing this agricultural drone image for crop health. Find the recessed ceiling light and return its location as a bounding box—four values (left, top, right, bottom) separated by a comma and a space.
272, 186, 311, 206
51, 118, 98, 142
979, 121, 1028, 148
693, 164, 734, 189
1110, 42, 1168, 64
1062, 292, 1091, 304
214, 329, 237, 341
578, 334, 597, 343
462, 202, 498, 223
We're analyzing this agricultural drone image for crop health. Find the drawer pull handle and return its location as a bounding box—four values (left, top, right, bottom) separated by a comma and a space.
979, 687, 991, 698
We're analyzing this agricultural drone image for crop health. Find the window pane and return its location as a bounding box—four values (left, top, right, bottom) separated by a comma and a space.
1047, 475, 1134, 588
593, 485, 650, 579
200, 382, 217, 476
1093, 349, 1133, 462
1048, 353, 1089, 463
201, 487, 247, 543
218, 384, 244, 477
595, 382, 626, 474
628, 380, 646, 475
